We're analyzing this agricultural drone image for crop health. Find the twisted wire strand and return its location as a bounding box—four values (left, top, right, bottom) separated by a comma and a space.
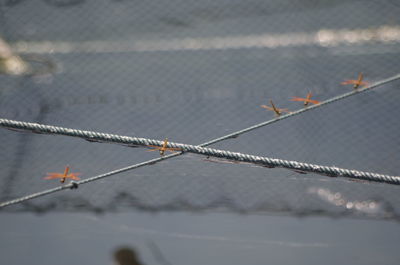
1, 73, 400, 208
2, 118, 400, 186
1, 130, 399, 209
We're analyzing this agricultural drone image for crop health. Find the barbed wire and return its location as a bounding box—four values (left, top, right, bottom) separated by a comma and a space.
1, 72, 400, 208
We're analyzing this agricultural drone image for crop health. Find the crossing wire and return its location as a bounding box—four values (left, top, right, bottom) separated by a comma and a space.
1, 73, 400, 208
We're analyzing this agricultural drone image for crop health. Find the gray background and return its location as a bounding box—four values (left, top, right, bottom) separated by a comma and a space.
0, 0, 400, 264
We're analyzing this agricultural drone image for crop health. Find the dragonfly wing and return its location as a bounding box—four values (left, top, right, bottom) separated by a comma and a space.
167, 148, 183, 151
290, 97, 306, 102
341, 80, 357, 85
46, 173, 64, 177
44, 174, 63, 179
260, 105, 273, 111
147, 145, 163, 151
147, 145, 161, 148
358, 72, 363, 82
67, 173, 81, 177
308, 99, 320, 104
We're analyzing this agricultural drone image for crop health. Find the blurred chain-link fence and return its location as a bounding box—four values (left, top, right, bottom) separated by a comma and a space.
0, 0, 400, 220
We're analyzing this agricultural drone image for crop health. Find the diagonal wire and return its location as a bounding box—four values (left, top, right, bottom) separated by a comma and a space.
2, 73, 400, 145
2, 73, 400, 146
1, 73, 400, 208
1, 117, 400, 188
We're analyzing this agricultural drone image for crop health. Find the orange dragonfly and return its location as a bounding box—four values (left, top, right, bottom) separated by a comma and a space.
147, 138, 182, 156
44, 166, 81, 183
261, 100, 289, 116
341, 72, 369, 89
290, 92, 320, 106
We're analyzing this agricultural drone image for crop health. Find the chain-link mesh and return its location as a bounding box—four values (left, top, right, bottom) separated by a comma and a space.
0, 0, 400, 220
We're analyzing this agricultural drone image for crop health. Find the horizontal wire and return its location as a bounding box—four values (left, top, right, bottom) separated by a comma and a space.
1, 73, 400, 208
2, 116, 400, 185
